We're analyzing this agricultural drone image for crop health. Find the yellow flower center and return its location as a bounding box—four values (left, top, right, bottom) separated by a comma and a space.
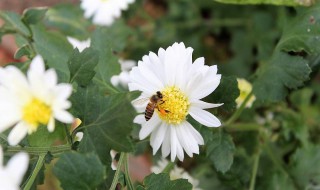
158, 86, 190, 125
22, 98, 52, 132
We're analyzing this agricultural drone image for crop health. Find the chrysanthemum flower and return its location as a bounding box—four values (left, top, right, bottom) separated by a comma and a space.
0, 55, 73, 146
130, 42, 222, 161
111, 59, 136, 89
0, 146, 29, 190
235, 78, 256, 108
81, 0, 135, 26
67, 37, 91, 52
151, 158, 202, 190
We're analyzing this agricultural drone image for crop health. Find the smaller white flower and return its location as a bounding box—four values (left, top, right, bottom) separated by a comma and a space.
67, 37, 91, 52
0, 55, 74, 146
0, 146, 29, 190
110, 150, 118, 170
81, 0, 135, 26
236, 78, 256, 108
111, 59, 136, 89
151, 158, 202, 190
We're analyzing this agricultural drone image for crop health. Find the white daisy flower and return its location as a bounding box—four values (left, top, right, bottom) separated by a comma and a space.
81, 0, 135, 26
130, 42, 222, 161
235, 78, 256, 108
111, 59, 136, 89
151, 158, 202, 190
0, 146, 29, 190
0, 55, 74, 146
67, 37, 91, 52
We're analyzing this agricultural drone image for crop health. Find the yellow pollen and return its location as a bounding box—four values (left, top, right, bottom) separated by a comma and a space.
22, 98, 52, 133
158, 86, 190, 125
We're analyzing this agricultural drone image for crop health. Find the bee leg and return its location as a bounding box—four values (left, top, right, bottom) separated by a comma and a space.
158, 108, 170, 115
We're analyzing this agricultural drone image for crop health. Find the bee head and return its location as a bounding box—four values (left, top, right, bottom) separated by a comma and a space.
156, 91, 163, 98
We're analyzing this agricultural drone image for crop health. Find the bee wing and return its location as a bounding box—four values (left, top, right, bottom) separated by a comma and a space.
131, 97, 149, 106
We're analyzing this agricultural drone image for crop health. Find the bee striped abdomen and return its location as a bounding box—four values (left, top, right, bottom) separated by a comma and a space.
145, 102, 156, 121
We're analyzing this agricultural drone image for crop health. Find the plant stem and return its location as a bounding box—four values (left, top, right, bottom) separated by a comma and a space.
225, 123, 260, 131
109, 152, 125, 190
249, 149, 261, 190
225, 92, 253, 126
6, 144, 71, 156
23, 153, 46, 190
162, 161, 175, 173
124, 153, 135, 190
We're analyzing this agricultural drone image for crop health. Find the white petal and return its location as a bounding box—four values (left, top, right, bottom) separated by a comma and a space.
151, 123, 168, 155
161, 128, 171, 157
176, 124, 193, 157
54, 110, 74, 124
189, 107, 221, 127
190, 100, 223, 109
139, 115, 161, 140
8, 122, 28, 146
47, 117, 55, 132
6, 152, 29, 185
176, 135, 184, 161
0, 111, 20, 134
0, 146, 3, 166
44, 69, 57, 88
133, 115, 146, 125
55, 84, 72, 100
170, 127, 177, 162
185, 121, 204, 145
29, 55, 45, 73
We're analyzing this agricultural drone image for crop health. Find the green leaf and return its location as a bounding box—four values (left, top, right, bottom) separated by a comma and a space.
139, 173, 192, 190
22, 7, 48, 25
27, 124, 65, 147
212, 0, 312, 6
277, 4, 320, 55
45, 4, 90, 39
206, 76, 240, 113
253, 51, 311, 102
289, 145, 320, 189
0, 11, 30, 36
91, 27, 121, 93
68, 48, 99, 86
14, 44, 31, 59
31, 24, 73, 82
257, 171, 296, 190
71, 84, 137, 163
206, 132, 235, 173
53, 152, 106, 190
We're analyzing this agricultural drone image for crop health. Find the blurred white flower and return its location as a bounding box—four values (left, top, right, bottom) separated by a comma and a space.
72, 118, 83, 142
110, 150, 118, 170
151, 158, 201, 190
0, 55, 74, 146
235, 78, 256, 108
130, 42, 222, 161
111, 59, 136, 89
67, 37, 91, 52
81, 0, 135, 26
0, 146, 29, 190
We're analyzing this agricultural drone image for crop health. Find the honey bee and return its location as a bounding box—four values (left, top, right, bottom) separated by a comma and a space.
132, 91, 169, 121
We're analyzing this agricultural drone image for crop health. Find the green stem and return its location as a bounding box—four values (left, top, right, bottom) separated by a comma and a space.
249, 149, 261, 190
124, 153, 135, 190
225, 123, 261, 131
162, 161, 175, 173
23, 153, 46, 190
225, 92, 253, 126
109, 152, 126, 190
6, 144, 71, 156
